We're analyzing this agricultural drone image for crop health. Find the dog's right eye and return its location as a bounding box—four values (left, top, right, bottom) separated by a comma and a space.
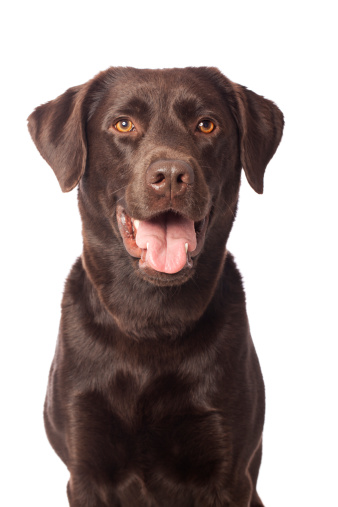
114, 119, 135, 133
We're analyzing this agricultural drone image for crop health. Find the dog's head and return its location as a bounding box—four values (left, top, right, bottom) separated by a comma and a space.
28, 67, 283, 291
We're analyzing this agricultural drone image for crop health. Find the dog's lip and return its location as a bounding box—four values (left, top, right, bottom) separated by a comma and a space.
116, 206, 142, 258
115, 205, 210, 271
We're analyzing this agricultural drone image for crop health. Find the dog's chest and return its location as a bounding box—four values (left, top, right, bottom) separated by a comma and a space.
75, 368, 230, 490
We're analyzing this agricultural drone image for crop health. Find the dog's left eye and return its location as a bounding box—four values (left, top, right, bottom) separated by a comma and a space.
114, 119, 135, 133
197, 120, 216, 134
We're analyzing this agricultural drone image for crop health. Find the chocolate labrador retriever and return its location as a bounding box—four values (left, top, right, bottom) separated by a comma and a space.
28, 67, 283, 506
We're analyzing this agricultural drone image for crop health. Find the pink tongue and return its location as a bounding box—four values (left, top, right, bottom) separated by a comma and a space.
135, 214, 197, 274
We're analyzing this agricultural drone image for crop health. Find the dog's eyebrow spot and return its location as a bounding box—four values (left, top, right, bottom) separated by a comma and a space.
104, 97, 151, 129
172, 97, 220, 127
122, 97, 151, 118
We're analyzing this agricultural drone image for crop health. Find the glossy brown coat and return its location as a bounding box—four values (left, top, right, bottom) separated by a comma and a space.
28, 67, 283, 506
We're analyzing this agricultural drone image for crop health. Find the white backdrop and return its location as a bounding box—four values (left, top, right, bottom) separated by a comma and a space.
1, 1, 337, 506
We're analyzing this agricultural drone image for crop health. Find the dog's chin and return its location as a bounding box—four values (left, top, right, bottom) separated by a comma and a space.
116, 205, 209, 287
133, 259, 195, 287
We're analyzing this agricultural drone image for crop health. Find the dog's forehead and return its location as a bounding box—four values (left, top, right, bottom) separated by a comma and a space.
96, 67, 228, 119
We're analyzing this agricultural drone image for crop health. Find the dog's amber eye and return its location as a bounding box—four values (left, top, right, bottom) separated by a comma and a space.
114, 119, 135, 133
197, 120, 215, 134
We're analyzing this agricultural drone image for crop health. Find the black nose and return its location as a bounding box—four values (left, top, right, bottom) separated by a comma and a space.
146, 159, 194, 199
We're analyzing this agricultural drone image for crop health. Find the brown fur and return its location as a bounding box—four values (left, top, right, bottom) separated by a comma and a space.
28, 67, 283, 506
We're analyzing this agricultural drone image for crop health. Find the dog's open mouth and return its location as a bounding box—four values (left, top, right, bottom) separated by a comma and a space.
116, 205, 209, 274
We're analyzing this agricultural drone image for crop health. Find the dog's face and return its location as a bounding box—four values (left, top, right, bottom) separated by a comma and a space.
83, 68, 243, 285
28, 67, 283, 334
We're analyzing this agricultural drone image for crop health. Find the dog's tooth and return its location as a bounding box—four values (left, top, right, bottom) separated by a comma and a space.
185, 243, 188, 253
147, 242, 149, 250
133, 219, 139, 231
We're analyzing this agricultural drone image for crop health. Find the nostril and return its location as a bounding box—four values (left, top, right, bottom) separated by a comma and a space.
178, 172, 192, 185
153, 172, 166, 185
146, 167, 167, 187
174, 164, 194, 187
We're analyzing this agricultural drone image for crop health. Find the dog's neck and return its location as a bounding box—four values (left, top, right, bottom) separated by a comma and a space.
79, 242, 228, 341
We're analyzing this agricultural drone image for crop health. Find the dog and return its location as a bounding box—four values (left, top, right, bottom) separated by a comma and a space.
28, 67, 283, 506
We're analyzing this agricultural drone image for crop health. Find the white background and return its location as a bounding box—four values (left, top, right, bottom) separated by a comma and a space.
1, 1, 337, 505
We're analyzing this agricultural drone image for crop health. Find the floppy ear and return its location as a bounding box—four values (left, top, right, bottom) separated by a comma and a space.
231, 83, 284, 194
27, 84, 87, 192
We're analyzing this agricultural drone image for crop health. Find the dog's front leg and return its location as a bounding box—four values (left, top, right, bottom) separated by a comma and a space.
67, 475, 121, 507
